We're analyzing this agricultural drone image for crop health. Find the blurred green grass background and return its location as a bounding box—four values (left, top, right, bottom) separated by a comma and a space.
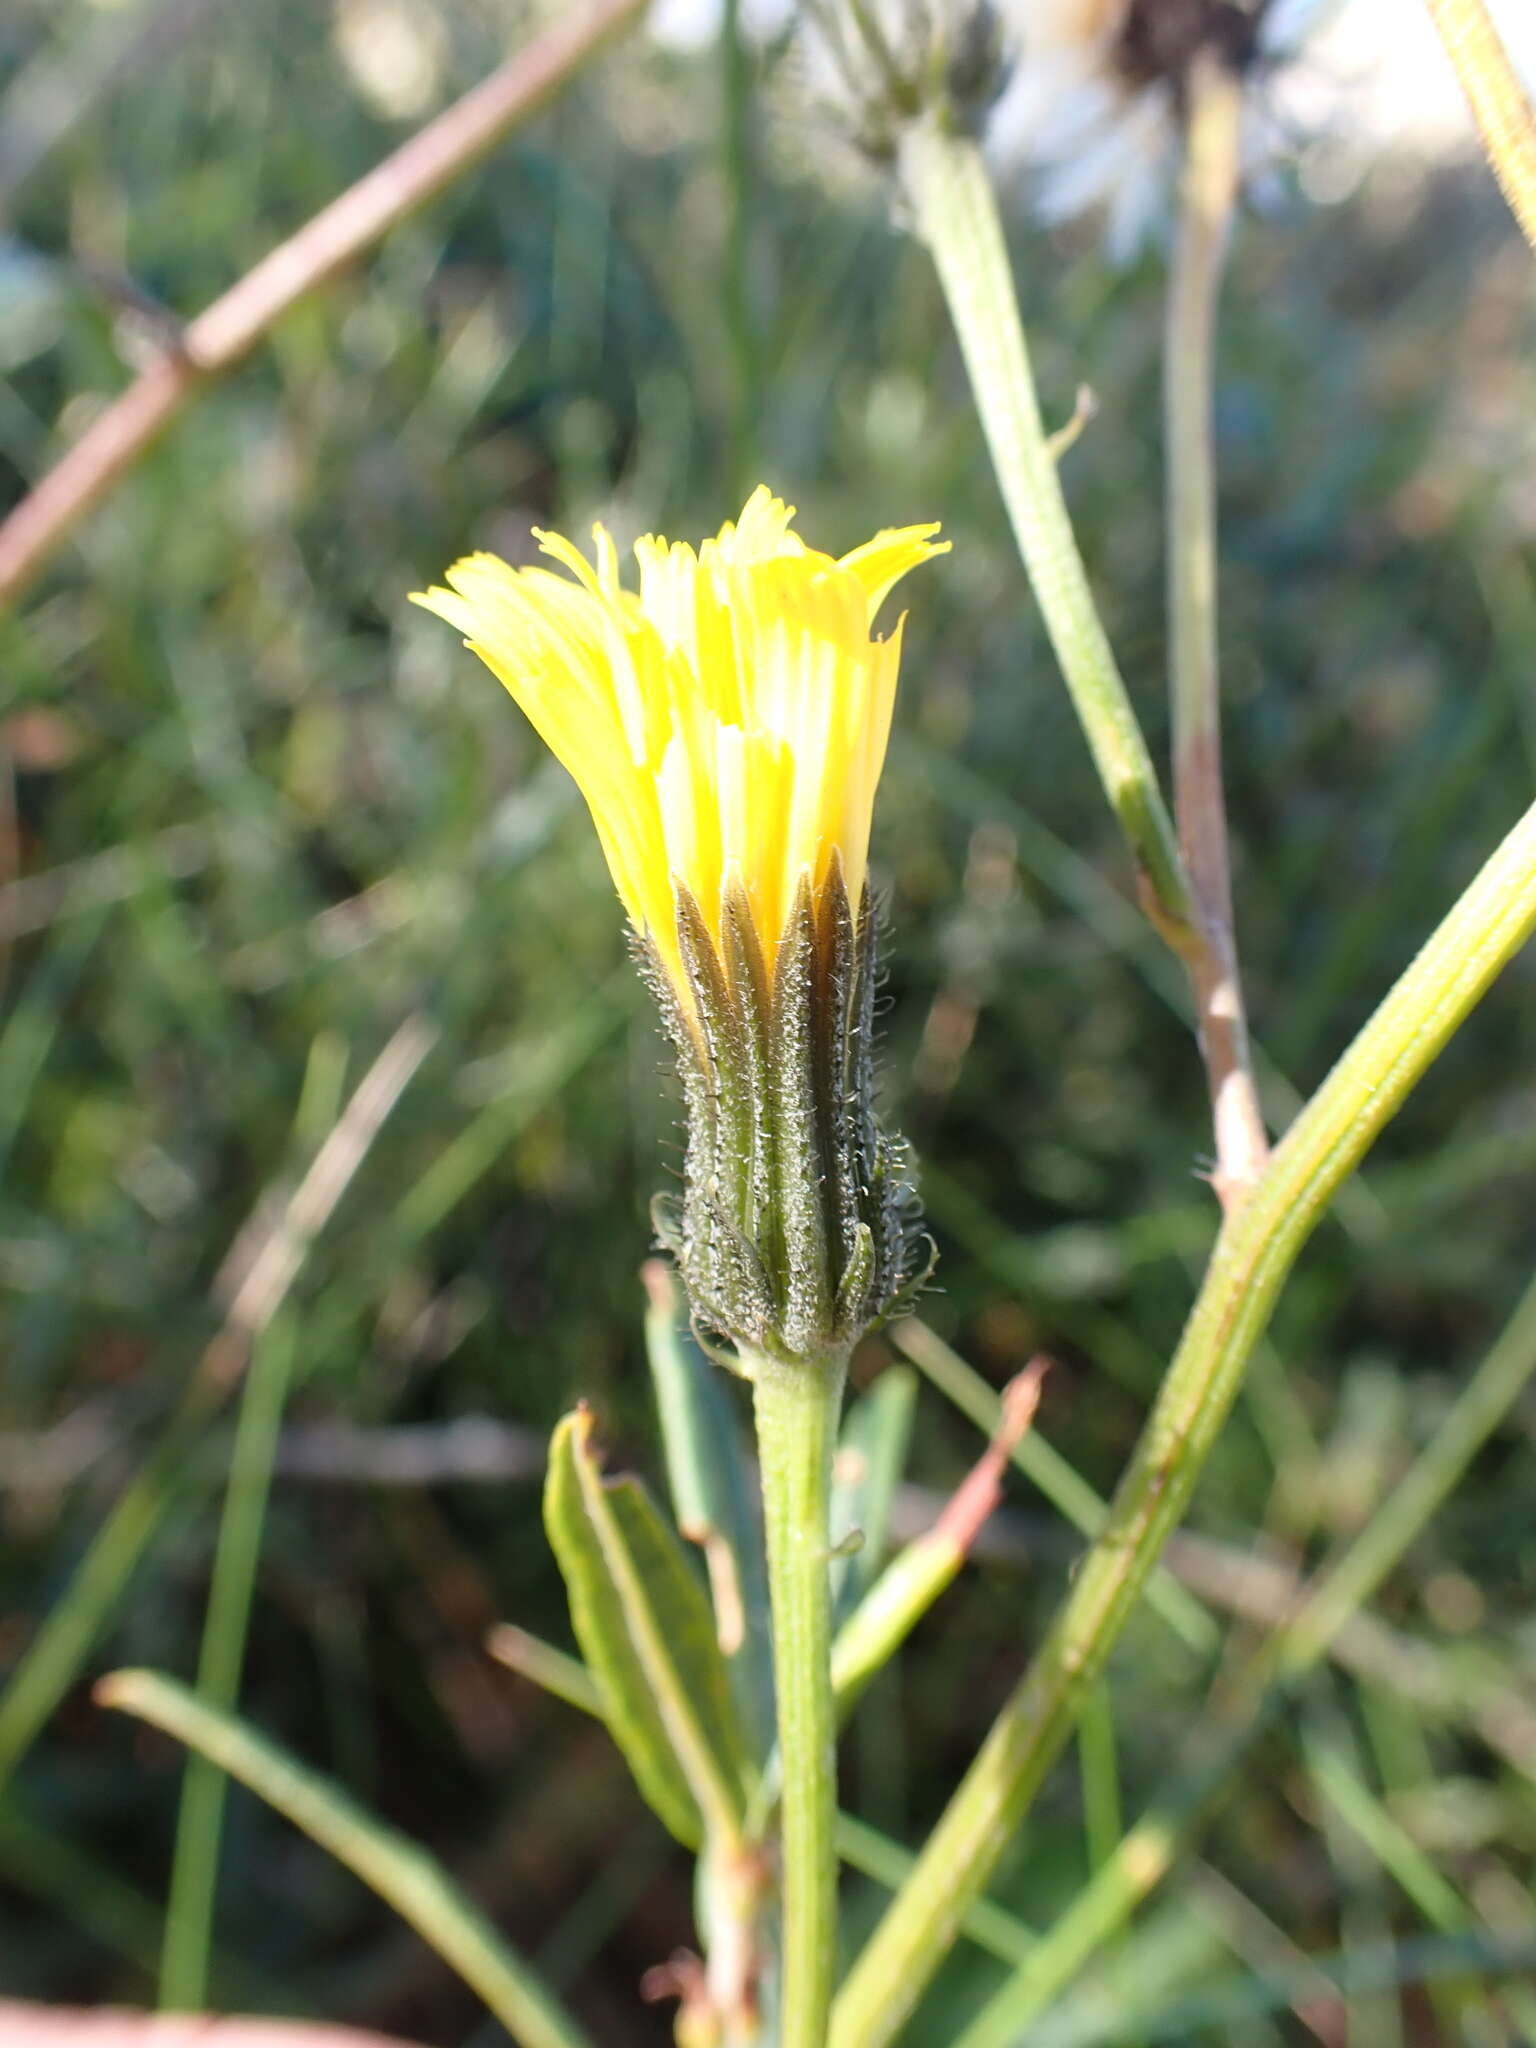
3, 1, 1536, 2041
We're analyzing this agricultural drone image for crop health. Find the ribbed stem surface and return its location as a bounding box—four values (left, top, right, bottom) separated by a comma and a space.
832, 795, 1536, 2048
899, 117, 1190, 941
751, 1351, 847, 2048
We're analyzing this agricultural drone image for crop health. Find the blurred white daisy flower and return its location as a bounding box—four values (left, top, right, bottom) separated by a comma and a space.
988, 0, 1325, 253
793, 0, 1007, 159
647, 0, 793, 53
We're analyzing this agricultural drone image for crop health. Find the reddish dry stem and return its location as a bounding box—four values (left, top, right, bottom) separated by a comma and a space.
932, 1357, 1049, 1554
1167, 56, 1270, 1209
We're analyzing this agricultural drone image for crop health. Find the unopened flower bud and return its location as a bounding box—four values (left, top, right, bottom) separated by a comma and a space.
415, 490, 947, 1368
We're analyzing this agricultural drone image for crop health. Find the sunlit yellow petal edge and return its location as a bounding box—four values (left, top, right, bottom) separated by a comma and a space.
412, 486, 947, 1000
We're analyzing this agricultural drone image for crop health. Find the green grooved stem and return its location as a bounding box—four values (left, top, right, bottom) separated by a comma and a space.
952, 1264, 1536, 2048
899, 118, 1191, 940
831, 795, 1536, 2048
752, 1350, 847, 2048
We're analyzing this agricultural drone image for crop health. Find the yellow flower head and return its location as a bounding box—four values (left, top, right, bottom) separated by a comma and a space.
412, 487, 946, 998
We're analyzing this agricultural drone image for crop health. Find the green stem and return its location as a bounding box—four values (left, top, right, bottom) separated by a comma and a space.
830, 793, 1536, 2048
1426, 0, 1536, 251
953, 1264, 1536, 2048
1166, 56, 1268, 1205
751, 1350, 847, 2048
834, 1812, 1036, 1968
898, 118, 1191, 941
160, 1315, 299, 2008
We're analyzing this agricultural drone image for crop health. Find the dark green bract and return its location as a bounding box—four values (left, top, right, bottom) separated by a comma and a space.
648, 859, 932, 1367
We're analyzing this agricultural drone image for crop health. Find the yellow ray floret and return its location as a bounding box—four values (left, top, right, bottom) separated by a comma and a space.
412, 487, 947, 998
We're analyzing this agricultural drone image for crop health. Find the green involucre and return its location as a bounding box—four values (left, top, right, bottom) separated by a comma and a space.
649, 862, 930, 1365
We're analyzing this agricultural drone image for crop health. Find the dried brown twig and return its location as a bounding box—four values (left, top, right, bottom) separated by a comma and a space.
1166, 54, 1269, 1207
0, 0, 647, 610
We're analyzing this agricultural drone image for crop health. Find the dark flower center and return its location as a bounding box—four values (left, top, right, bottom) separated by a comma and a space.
1117, 0, 1269, 92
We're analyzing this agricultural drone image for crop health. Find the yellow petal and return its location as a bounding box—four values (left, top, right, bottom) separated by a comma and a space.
411, 490, 946, 1006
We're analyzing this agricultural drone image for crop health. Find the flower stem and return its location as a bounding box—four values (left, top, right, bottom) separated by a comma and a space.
897, 118, 1192, 943
750, 1349, 848, 2048
1166, 55, 1269, 1207
951, 1260, 1536, 2048
830, 792, 1536, 2048
1426, 0, 1536, 252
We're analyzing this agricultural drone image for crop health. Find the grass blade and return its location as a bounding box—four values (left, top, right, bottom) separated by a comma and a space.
97, 1669, 597, 2048
160, 1315, 301, 2009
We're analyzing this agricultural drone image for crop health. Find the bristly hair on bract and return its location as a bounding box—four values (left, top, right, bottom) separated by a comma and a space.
413, 487, 946, 1369
642, 854, 932, 1369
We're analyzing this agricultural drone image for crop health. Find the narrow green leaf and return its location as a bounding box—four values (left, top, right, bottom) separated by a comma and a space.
833, 1363, 1045, 1716
543, 1408, 752, 1849
832, 1535, 960, 1718
831, 1367, 917, 1622
97, 1669, 595, 2048
643, 1260, 775, 1761
486, 1625, 605, 1721
163, 1314, 301, 2010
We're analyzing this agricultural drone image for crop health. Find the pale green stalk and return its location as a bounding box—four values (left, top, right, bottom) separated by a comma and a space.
1166, 55, 1268, 1203
751, 1350, 847, 2048
831, 793, 1536, 2048
161, 1315, 299, 2008
834, 1812, 1035, 1967
953, 1264, 1536, 2048
1426, 0, 1536, 250
896, 117, 1191, 941
480, 1621, 1041, 1980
